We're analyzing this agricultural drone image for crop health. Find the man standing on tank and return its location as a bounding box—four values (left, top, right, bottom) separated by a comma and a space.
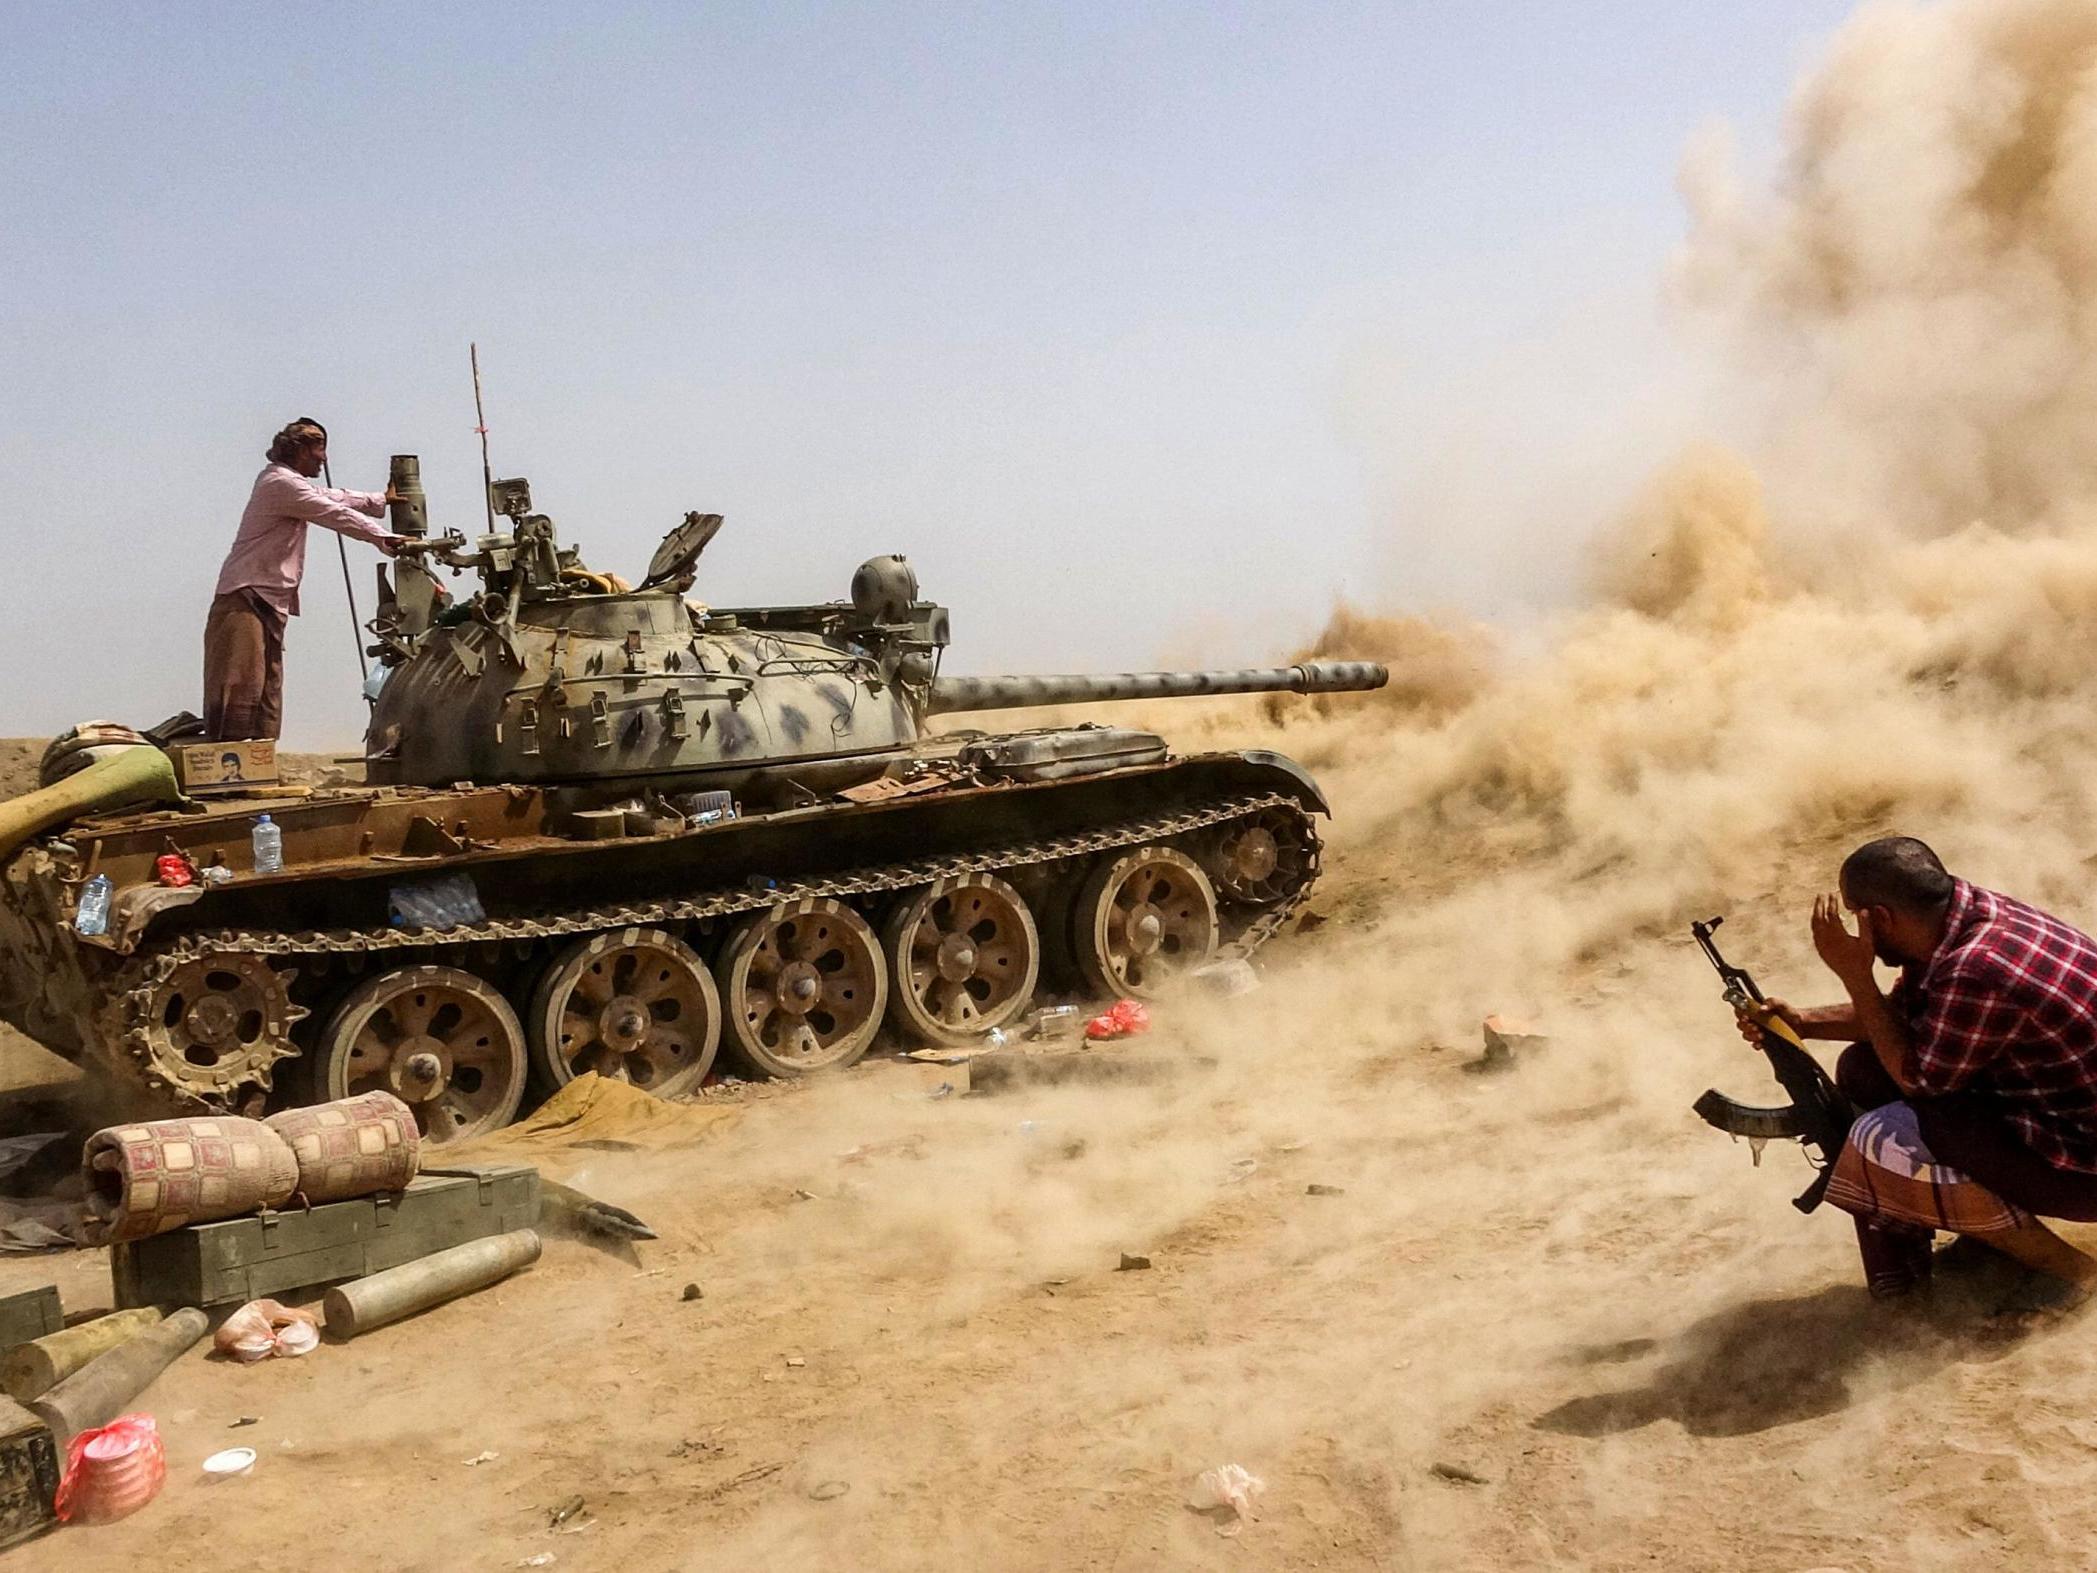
204, 418, 399, 741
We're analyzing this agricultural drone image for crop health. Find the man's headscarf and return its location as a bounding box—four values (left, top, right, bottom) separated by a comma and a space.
266, 418, 328, 465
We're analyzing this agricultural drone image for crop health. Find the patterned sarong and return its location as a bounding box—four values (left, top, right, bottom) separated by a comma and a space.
1824, 1101, 2032, 1236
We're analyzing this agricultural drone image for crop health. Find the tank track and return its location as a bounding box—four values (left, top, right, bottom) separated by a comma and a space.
103, 791, 1319, 1110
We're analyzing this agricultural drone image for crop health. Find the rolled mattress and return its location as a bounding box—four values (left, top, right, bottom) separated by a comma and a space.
82, 1116, 298, 1244
265, 1091, 420, 1201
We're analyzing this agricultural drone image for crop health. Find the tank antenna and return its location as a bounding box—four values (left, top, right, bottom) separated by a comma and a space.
322, 456, 372, 689
471, 342, 498, 538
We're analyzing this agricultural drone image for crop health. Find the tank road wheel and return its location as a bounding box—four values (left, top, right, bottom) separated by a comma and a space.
318, 966, 527, 1144
132, 953, 306, 1109
716, 898, 888, 1077
1073, 846, 1219, 999
881, 874, 1041, 1047
1203, 807, 1317, 905
527, 927, 721, 1097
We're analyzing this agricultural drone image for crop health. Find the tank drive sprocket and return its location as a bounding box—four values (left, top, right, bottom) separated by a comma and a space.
119, 951, 305, 1109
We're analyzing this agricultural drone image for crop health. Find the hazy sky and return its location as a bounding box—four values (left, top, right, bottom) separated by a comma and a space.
0, 1, 1853, 747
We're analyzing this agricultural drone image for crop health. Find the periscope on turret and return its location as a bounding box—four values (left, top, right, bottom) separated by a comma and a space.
0, 460, 1388, 1141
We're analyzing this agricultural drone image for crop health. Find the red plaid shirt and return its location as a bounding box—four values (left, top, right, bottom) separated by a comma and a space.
1894, 880, 2097, 1173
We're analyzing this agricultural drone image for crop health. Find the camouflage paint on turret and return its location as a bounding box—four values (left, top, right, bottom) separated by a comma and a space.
362, 476, 1384, 793
366, 589, 920, 792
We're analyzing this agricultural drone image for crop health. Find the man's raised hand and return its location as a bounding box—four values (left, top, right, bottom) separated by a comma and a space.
1812, 893, 1878, 987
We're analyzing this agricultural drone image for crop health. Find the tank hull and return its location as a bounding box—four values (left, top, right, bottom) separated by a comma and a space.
0, 741, 1328, 1131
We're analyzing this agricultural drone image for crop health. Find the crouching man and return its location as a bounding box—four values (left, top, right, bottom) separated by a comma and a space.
1745, 836, 2097, 1309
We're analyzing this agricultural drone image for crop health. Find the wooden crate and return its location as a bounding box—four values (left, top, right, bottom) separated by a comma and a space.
0, 1397, 56, 1550
0, 1289, 60, 1358
110, 1164, 540, 1309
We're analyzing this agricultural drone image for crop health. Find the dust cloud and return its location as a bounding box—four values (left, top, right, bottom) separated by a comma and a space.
1678, 0, 2097, 554
44, 5, 2097, 1568
660, 2, 2097, 1561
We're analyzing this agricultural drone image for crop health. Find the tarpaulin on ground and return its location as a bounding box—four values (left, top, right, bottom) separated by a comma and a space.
448, 1072, 739, 1181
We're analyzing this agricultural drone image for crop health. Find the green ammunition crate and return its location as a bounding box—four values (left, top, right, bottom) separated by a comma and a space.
0, 1289, 60, 1357
109, 1164, 540, 1310
0, 1396, 57, 1550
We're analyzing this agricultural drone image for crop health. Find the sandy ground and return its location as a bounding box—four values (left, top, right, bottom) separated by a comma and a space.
8, 691, 2097, 1573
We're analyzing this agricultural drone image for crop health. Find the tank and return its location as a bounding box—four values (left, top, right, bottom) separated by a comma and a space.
0, 460, 1387, 1145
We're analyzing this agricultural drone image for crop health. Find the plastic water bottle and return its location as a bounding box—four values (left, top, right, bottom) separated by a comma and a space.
251, 814, 283, 875
74, 874, 112, 937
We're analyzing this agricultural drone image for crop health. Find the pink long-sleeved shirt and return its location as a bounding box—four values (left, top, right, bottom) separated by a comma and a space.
214, 463, 394, 617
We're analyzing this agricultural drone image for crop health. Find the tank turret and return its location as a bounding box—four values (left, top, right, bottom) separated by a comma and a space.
362, 464, 1386, 800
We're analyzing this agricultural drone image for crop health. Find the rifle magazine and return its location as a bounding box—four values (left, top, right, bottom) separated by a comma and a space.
1692, 1088, 1813, 1141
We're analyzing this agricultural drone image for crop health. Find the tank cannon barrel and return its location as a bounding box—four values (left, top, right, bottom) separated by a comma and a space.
925, 660, 1388, 715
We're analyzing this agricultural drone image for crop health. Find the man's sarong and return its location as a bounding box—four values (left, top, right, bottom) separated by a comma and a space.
1824, 1101, 2032, 1236
1823, 1101, 2032, 1298
202, 589, 287, 742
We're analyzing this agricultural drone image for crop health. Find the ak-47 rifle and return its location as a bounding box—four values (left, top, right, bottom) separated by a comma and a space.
1689, 916, 1856, 1213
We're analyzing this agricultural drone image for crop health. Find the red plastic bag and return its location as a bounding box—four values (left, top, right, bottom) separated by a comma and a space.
55, 1412, 165, 1524
1085, 999, 1152, 1040
154, 854, 195, 888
